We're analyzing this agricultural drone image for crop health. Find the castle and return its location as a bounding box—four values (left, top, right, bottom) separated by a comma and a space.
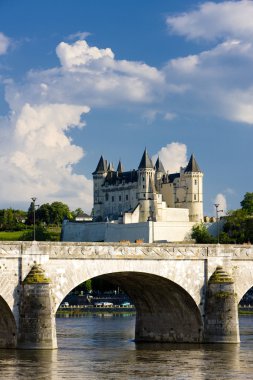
62, 149, 203, 243
93, 149, 203, 224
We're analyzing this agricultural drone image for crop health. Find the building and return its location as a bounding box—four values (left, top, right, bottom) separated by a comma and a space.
92, 149, 203, 224
61, 149, 203, 243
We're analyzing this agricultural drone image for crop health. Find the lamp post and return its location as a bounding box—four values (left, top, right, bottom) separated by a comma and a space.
214, 203, 223, 244
31, 197, 37, 241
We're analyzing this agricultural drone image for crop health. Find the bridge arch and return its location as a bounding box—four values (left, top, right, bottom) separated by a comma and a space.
0, 295, 17, 348
54, 270, 203, 343
233, 263, 253, 302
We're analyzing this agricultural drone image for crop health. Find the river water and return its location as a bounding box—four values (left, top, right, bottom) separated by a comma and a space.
1, 314, 253, 379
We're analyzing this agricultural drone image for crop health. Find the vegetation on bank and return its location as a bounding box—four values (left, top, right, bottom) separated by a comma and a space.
0, 201, 89, 241
192, 192, 253, 244
0, 227, 62, 241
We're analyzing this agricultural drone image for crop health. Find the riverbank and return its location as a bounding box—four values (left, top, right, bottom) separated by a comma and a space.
56, 305, 253, 316
57, 305, 136, 316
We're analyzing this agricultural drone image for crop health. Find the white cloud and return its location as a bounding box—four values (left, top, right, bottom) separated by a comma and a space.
0, 32, 10, 55
164, 39, 253, 124
152, 142, 187, 173
0, 39, 166, 211
0, 103, 93, 210
56, 40, 114, 69
164, 112, 176, 121
167, 0, 253, 41
67, 31, 91, 41
214, 193, 227, 216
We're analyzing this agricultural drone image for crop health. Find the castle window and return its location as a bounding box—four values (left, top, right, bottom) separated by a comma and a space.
119, 195, 121, 202
126, 195, 128, 201
143, 185, 145, 189
194, 194, 197, 200
105, 193, 109, 201
194, 179, 197, 185
112, 196, 114, 202
143, 177, 145, 181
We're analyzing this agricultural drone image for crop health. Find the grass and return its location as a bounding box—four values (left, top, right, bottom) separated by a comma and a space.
0, 226, 61, 241
0, 230, 28, 241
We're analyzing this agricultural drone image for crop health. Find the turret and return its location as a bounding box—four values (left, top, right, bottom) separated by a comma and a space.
154, 156, 165, 192
92, 156, 108, 221
116, 160, 124, 174
137, 149, 156, 222
183, 154, 203, 222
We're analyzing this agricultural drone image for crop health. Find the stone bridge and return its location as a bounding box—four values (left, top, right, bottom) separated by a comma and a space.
0, 241, 253, 349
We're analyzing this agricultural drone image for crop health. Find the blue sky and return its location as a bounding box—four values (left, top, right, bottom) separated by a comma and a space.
0, 0, 252, 215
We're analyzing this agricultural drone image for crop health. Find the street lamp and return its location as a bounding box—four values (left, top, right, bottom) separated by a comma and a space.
31, 197, 37, 241
214, 203, 223, 244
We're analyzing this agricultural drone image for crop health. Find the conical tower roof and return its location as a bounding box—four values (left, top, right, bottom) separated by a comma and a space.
92, 155, 107, 174
138, 148, 153, 169
117, 160, 124, 173
155, 157, 165, 172
184, 154, 201, 173
107, 162, 115, 172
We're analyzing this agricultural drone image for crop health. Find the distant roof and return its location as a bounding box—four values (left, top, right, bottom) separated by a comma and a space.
104, 170, 138, 185
92, 156, 108, 174
117, 160, 124, 173
167, 173, 180, 183
184, 154, 201, 173
138, 149, 153, 169
155, 157, 165, 172
107, 162, 115, 171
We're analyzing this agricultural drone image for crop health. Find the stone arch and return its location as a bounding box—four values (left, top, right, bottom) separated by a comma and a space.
0, 295, 17, 348
55, 270, 203, 343
49, 259, 203, 312
233, 263, 253, 302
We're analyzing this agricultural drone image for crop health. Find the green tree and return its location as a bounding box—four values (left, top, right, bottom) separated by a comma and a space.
26, 201, 36, 225
71, 208, 84, 219
241, 192, 253, 215
21, 225, 52, 241
223, 209, 251, 244
50, 202, 72, 225
3, 209, 15, 231
191, 223, 215, 244
36, 203, 51, 225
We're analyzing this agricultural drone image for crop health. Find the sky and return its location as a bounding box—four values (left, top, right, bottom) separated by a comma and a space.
0, 0, 252, 216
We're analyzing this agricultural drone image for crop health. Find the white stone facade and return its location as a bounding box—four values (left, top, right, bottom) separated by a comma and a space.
92, 149, 203, 224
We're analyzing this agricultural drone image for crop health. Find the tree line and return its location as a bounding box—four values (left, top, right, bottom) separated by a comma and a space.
192, 192, 253, 244
0, 201, 86, 232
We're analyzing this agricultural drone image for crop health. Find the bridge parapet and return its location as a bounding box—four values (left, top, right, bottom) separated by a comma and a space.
0, 242, 252, 260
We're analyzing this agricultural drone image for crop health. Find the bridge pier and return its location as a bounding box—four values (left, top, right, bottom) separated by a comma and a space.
17, 264, 57, 349
204, 266, 240, 343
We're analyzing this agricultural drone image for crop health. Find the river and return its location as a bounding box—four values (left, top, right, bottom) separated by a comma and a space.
0, 314, 253, 379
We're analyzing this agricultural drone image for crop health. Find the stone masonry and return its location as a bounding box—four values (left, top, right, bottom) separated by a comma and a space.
0, 241, 252, 348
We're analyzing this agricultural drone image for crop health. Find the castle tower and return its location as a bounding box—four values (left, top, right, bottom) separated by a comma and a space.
92, 155, 108, 221
183, 154, 203, 222
116, 160, 124, 174
137, 149, 156, 222
154, 156, 165, 193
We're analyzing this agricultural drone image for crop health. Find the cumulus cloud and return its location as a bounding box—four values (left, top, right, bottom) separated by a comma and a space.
56, 40, 114, 69
152, 142, 188, 173
164, 38, 253, 124
0, 32, 10, 55
167, 0, 253, 41
214, 193, 227, 216
0, 39, 165, 210
0, 103, 93, 210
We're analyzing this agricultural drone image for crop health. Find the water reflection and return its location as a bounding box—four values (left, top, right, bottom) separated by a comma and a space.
0, 349, 58, 380
0, 315, 253, 379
